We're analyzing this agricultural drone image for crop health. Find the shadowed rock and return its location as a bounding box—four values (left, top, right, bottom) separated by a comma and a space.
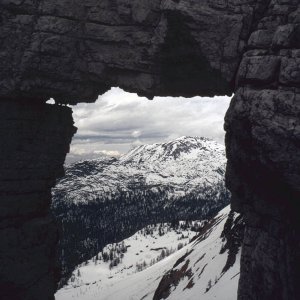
0, 101, 76, 300
0, 0, 263, 102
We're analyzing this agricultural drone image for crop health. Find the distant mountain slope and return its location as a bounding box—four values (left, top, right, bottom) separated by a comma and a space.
54, 136, 227, 205
52, 136, 230, 285
56, 206, 244, 300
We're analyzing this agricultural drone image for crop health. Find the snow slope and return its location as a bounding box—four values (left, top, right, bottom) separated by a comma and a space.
56, 206, 243, 300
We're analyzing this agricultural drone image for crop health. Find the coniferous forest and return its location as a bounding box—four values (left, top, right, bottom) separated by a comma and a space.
52, 181, 230, 285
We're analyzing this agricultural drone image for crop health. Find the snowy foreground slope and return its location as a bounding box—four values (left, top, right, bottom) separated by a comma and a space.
56, 206, 243, 300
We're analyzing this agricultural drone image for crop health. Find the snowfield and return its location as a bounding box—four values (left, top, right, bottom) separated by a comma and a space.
56, 206, 242, 300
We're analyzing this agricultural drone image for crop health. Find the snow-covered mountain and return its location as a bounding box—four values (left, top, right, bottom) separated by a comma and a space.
52, 136, 230, 286
54, 136, 226, 205
56, 206, 244, 300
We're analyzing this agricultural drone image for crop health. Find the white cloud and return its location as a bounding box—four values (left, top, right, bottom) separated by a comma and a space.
94, 150, 122, 157
67, 87, 231, 162
132, 130, 142, 138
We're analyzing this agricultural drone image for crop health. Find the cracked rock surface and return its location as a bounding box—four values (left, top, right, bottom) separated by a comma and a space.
225, 1, 300, 299
1, 0, 265, 102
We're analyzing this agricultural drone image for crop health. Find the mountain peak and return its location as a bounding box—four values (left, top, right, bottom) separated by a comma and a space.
120, 136, 224, 163
174, 135, 209, 141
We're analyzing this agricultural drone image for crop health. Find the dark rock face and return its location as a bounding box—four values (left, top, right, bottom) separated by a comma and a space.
1, 0, 263, 102
225, 1, 300, 299
0, 101, 76, 300
0, 0, 299, 299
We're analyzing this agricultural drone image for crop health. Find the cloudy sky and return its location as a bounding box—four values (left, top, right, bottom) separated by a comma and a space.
66, 88, 231, 163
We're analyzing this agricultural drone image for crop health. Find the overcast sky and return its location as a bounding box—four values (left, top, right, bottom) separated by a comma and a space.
66, 88, 231, 163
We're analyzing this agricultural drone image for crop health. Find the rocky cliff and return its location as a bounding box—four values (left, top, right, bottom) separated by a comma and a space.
0, 0, 299, 299
0, 100, 76, 299
224, 1, 300, 299
1, 0, 264, 102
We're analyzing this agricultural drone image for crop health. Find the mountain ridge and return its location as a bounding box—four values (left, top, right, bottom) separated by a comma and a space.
55, 136, 227, 205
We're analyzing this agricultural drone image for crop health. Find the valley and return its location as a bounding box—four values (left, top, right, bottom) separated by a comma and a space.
51, 136, 230, 287
56, 206, 244, 300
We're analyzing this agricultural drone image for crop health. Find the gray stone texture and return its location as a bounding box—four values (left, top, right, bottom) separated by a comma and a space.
0, 0, 265, 102
225, 0, 300, 299
0, 0, 299, 299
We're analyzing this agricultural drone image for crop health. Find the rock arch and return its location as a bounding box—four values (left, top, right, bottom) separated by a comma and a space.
0, 1, 299, 299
